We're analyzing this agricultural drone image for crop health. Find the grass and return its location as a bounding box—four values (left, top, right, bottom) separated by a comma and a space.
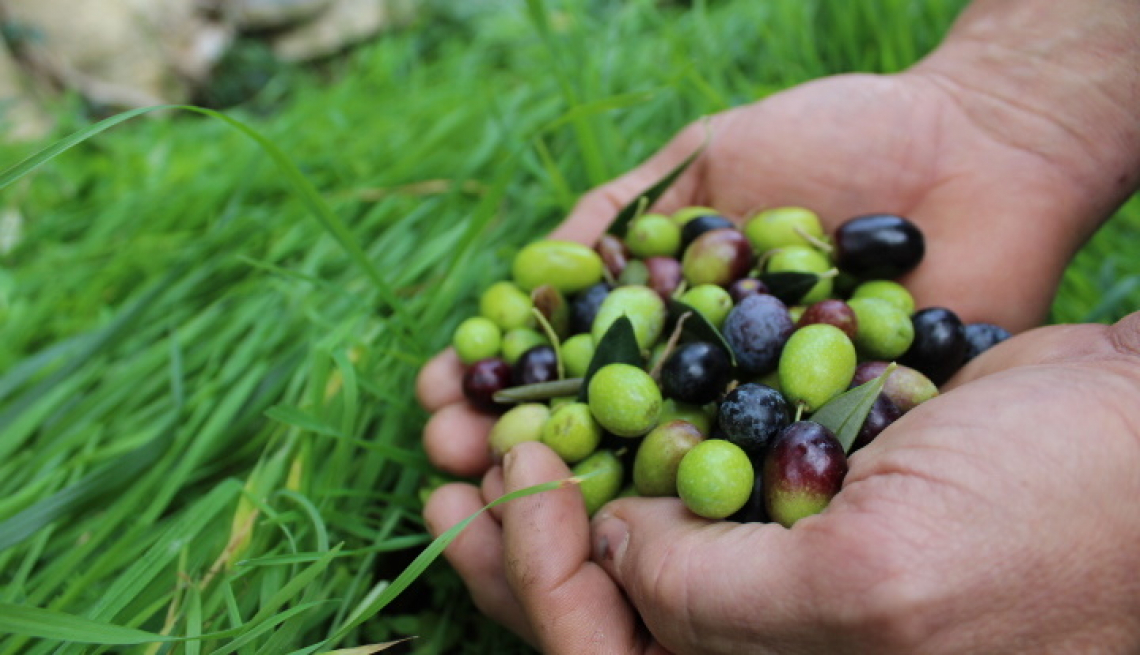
0, 0, 1136, 653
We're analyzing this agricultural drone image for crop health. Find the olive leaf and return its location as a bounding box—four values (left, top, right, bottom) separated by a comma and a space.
810, 363, 896, 453
757, 271, 820, 306
665, 299, 736, 366
577, 316, 642, 402
606, 123, 711, 237
493, 378, 582, 404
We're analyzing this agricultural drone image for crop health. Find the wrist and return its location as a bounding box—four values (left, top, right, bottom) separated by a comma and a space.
909, 0, 1140, 224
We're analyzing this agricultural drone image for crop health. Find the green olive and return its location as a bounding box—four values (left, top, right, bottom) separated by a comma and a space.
778, 323, 856, 412
587, 363, 662, 437
561, 333, 595, 379
591, 285, 667, 353
633, 420, 705, 497
679, 284, 734, 330
541, 402, 603, 464
744, 206, 825, 254
658, 398, 713, 436
850, 280, 916, 315
452, 316, 502, 365
512, 240, 604, 294
573, 450, 624, 516
676, 440, 753, 519
626, 213, 682, 259
488, 403, 550, 459
765, 245, 833, 304
847, 297, 915, 360
501, 328, 550, 365
480, 281, 535, 331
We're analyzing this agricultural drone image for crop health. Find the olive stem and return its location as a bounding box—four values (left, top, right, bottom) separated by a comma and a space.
795, 226, 833, 253
649, 311, 692, 381
531, 307, 565, 380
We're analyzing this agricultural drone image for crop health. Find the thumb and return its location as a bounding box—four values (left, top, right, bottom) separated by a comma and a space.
590, 498, 831, 653
548, 121, 711, 245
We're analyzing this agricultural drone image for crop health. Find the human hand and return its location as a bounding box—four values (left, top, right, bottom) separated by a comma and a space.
427, 310, 1140, 654
416, 62, 1134, 650
418, 62, 1099, 476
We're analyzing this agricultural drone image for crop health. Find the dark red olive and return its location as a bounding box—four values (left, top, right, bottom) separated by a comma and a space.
462, 357, 512, 413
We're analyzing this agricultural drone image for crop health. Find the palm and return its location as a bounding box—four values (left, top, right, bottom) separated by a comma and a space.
563, 72, 1083, 332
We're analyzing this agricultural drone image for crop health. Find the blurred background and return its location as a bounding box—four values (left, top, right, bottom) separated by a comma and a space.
0, 1, 1136, 653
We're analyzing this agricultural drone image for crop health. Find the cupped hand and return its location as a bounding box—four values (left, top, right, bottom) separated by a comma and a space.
418, 69, 1124, 652
429, 310, 1140, 654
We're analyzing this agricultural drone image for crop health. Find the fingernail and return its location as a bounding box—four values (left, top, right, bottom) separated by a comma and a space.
502, 449, 517, 479
593, 515, 628, 564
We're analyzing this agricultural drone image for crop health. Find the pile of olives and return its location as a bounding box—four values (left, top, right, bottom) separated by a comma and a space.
451, 206, 1010, 526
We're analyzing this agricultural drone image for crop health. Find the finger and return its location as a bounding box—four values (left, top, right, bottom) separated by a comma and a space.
500, 442, 652, 654
482, 465, 506, 523
423, 483, 537, 646
416, 348, 465, 411
422, 401, 496, 477
549, 121, 712, 245
591, 498, 838, 653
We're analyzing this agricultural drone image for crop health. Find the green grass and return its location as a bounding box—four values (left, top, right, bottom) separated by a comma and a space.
0, 1, 1135, 653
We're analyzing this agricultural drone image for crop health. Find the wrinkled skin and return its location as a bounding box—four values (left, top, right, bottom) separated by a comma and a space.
417, 53, 1140, 654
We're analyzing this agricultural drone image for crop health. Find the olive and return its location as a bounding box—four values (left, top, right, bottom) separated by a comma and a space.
681, 228, 754, 287
778, 324, 856, 413
512, 345, 559, 386
489, 403, 550, 460
744, 206, 825, 254
573, 450, 624, 516
633, 420, 705, 497
462, 357, 512, 413
763, 421, 847, 528
900, 307, 968, 386
627, 213, 682, 259
452, 316, 502, 365
595, 234, 631, 279
850, 393, 903, 452
542, 402, 603, 464
796, 299, 858, 341
963, 322, 1012, 362
570, 283, 611, 335
851, 361, 938, 413
847, 297, 914, 361
513, 240, 604, 294
680, 214, 736, 251
716, 382, 790, 461
659, 341, 733, 405
833, 214, 924, 280
722, 294, 794, 377
591, 285, 667, 352
677, 440, 754, 519
587, 363, 662, 437
679, 284, 734, 330
644, 256, 684, 300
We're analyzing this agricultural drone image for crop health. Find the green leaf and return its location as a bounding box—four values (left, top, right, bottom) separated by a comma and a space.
606, 128, 710, 237
576, 317, 642, 402
321, 477, 575, 647
666, 299, 736, 366
493, 378, 583, 404
0, 602, 176, 645
811, 364, 895, 452
758, 271, 820, 306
